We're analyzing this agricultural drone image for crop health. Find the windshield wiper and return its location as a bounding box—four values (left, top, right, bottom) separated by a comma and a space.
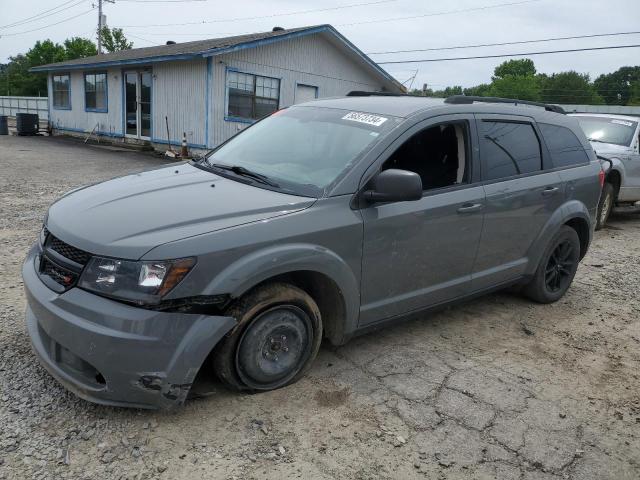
587, 138, 607, 144
208, 163, 280, 187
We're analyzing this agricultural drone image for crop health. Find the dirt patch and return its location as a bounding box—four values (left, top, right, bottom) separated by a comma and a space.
315, 387, 351, 407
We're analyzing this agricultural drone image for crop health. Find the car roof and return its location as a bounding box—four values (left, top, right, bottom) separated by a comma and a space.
294, 95, 572, 122
569, 113, 640, 122
299, 96, 446, 117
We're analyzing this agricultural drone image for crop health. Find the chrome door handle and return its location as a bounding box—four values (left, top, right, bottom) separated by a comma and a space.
457, 203, 483, 214
542, 186, 559, 196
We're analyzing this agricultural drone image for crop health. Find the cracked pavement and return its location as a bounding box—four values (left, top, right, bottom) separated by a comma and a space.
1, 136, 639, 479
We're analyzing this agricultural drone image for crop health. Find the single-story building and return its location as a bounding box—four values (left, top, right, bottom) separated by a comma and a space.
31, 24, 403, 151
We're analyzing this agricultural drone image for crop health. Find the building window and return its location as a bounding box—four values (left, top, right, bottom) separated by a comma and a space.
52, 74, 70, 109
227, 70, 280, 121
84, 72, 108, 112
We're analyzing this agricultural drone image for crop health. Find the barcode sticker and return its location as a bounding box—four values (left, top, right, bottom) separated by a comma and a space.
342, 112, 388, 127
611, 119, 634, 127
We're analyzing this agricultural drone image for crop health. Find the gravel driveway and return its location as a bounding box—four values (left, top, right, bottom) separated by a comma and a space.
1, 136, 639, 480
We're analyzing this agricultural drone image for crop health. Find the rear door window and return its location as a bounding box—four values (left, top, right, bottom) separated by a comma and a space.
539, 123, 589, 168
480, 121, 542, 180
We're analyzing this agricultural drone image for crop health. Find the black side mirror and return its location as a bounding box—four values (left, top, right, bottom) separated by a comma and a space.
363, 168, 423, 203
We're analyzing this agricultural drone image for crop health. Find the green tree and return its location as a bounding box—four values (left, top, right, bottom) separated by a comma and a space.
0, 37, 97, 96
594, 66, 640, 105
539, 71, 603, 104
463, 83, 492, 97
488, 75, 541, 101
99, 27, 133, 53
63, 37, 97, 60
628, 81, 640, 106
10, 40, 65, 96
493, 58, 536, 79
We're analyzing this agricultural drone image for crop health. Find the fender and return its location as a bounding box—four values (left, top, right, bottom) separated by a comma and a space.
524, 200, 592, 276
203, 243, 360, 342
600, 155, 626, 184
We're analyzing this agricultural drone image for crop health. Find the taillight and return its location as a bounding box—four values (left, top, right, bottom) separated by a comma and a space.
598, 169, 605, 188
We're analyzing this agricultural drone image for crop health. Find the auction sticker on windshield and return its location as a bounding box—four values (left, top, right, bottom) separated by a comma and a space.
611, 119, 634, 127
342, 111, 388, 127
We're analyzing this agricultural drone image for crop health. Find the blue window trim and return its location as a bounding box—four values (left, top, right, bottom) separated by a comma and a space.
52, 72, 72, 110
224, 66, 281, 124
294, 82, 319, 104
84, 71, 109, 113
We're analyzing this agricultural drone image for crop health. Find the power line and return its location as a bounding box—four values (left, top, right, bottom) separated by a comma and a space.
0, 8, 95, 37
0, 0, 86, 30
115, 0, 397, 28
337, 0, 542, 27
367, 30, 640, 55
125, 32, 158, 45
376, 44, 640, 64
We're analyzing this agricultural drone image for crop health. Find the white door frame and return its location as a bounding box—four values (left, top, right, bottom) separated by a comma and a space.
123, 70, 152, 140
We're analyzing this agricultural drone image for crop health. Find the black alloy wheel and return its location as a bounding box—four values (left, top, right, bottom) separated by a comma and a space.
544, 240, 576, 293
524, 225, 581, 304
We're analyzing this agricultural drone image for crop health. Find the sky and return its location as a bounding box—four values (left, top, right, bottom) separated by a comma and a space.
0, 0, 639, 90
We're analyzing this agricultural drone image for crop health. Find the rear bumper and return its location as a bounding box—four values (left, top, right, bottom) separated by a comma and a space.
22, 246, 236, 409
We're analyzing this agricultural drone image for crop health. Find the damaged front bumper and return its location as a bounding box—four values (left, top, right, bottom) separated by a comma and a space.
22, 247, 236, 409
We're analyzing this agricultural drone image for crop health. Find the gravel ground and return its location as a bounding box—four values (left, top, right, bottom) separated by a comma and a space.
1, 135, 639, 480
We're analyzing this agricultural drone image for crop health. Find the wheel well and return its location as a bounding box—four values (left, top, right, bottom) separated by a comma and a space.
564, 218, 589, 259
254, 271, 347, 346
607, 169, 622, 198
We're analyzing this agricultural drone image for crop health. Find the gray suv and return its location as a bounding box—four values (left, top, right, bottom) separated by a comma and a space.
23, 95, 603, 409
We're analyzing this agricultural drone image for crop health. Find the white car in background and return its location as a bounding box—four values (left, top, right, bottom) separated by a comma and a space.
570, 113, 640, 229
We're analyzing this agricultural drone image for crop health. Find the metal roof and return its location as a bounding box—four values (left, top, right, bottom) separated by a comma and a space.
30, 24, 404, 92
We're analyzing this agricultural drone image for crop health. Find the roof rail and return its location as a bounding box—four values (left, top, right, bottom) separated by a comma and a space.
444, 95, 565, 114
347, 91, 408, 97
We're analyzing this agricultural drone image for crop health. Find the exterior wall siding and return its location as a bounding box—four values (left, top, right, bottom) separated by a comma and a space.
48, 68, 123, 137
151, 59, 207, 147
209, 32, 388, 147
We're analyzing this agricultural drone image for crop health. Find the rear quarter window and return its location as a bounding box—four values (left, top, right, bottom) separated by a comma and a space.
539, 123, 590, 168
480, 121, 542, 180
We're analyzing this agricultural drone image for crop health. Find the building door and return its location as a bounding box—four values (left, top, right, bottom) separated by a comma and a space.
294, 84, 318, 104
124, 71, 152, 139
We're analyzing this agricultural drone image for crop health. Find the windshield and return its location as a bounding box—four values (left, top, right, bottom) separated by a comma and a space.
576, 116, 638, 147
204, 106, 401, 196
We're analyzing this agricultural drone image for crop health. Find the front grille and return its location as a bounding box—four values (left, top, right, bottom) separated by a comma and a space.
41, 256, 79, 288
38, 229, 91, 291
49, 236, 90, 265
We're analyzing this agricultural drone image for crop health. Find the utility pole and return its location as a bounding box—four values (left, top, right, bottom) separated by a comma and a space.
96, 0, 115, 55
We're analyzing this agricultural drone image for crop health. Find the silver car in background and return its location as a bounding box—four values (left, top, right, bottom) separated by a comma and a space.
570, 113, 640, 228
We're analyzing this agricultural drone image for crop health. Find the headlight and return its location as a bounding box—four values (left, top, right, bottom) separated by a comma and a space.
79, 256, 196, 305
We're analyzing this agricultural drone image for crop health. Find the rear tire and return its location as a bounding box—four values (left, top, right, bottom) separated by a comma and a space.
596, 182, 614, 230
211, 283, 322, 392
524, 226, 581, 304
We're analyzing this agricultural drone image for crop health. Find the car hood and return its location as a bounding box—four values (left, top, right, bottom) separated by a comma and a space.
46, 163, 316, 259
